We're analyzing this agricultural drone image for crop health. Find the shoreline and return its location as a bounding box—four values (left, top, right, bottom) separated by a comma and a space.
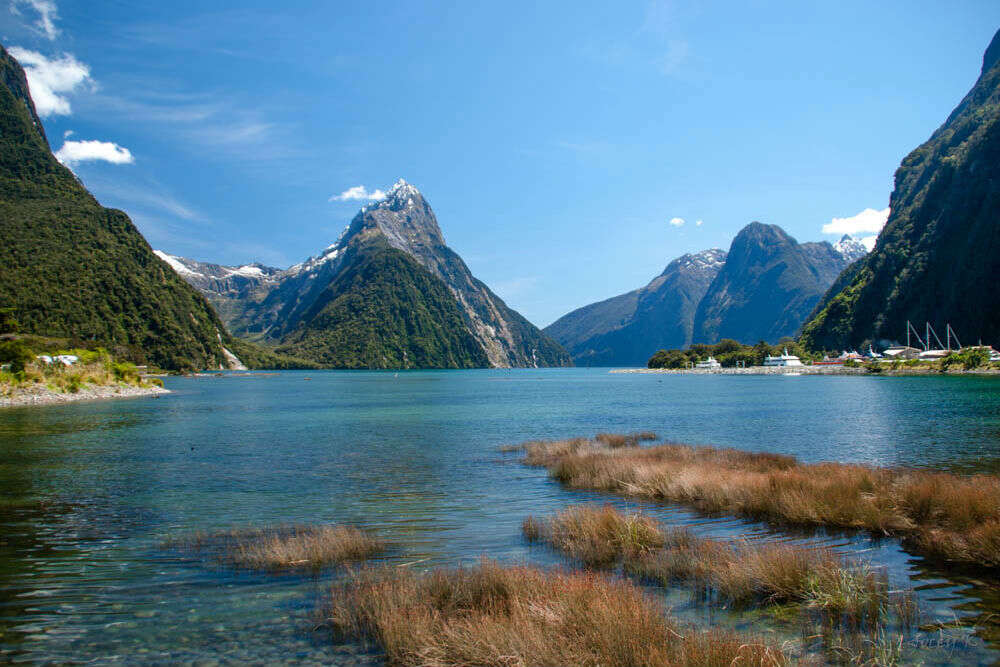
0, 383, 170, 408
612, 365, 1000, 376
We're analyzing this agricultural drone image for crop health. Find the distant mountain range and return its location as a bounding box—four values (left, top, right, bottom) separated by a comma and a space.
545, 223, 863, 366
801, 28, 1000, 351
160, 181, 570, 369
0, 45, 249, 371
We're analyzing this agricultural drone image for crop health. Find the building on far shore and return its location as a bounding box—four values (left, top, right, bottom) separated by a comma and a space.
882, 346, 921, 360
763, 348, 803, 367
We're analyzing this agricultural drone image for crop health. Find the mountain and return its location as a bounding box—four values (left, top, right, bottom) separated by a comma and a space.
801, 29, 1000, 351
162, 180, 571, 369
0, 45, 245, 371
833, 235, 868, 263
544, 249, 726, 366
693, 222, 851, 344
152, 252, 282, 329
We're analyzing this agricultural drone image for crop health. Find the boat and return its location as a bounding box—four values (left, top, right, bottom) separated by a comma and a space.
763, 348, 803, 367
695, 356, 721, 369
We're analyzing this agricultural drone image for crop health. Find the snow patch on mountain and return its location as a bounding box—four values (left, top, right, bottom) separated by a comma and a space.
832, 234, 868, 263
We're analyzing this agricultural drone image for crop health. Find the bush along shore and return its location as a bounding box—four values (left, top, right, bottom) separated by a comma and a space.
0, 340, 167, 408
512, 434, 1000, 570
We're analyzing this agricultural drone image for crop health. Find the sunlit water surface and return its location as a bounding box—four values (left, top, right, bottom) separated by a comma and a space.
2, 369, 1000, 664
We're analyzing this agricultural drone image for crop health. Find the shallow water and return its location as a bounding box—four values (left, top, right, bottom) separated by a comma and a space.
1, 369, 1000, 664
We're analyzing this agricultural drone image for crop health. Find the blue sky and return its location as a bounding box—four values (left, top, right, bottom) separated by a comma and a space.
3, 2, 998, 327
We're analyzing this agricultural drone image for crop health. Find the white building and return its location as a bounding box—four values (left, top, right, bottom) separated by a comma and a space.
763, 348, 804, 367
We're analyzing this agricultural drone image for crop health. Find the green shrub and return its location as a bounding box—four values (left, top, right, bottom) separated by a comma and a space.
0, 340, 34, 373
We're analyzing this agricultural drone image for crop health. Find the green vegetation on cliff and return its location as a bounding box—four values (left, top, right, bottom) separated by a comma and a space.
0, 45, 234, 371
276, 242, 490, 369
801, 29, 1000, 351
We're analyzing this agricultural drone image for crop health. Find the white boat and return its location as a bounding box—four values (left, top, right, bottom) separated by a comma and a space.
695, 356, 721, 369
763, 348, 803, 367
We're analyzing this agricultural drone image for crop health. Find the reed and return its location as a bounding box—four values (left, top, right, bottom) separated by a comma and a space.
326, 559, 787, 667
174, 524, 383, 571
520, 436, 1000, 569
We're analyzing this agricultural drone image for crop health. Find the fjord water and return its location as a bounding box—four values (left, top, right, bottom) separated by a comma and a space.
2, 370, 1000, 664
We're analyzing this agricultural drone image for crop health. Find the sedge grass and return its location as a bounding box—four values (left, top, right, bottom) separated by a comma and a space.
326, 558, 787, 667
518, 435, 1000, 569
173, 524, 383, 571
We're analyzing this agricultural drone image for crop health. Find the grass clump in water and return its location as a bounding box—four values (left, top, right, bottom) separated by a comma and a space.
518, 434, 1000, 569
174, 524, 383, 571
325, 558, 787, 667
523, 504, 664, 566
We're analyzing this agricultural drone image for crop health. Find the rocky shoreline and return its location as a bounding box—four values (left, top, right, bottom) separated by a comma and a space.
0, 383, 170, 408
612, 365, 1000, 376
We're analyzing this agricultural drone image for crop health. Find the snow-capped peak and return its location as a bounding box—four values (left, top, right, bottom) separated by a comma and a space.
833, 234, 868, 262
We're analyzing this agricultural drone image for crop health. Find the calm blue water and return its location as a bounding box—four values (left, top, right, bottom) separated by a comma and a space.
1, 369, 1000, 664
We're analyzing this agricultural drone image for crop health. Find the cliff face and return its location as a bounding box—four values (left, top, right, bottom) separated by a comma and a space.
0, 45, 239, 370
801, 28, 1000, 350
545, 249, 726, 366
692, 223, 850, 344
163, 180, 571, 368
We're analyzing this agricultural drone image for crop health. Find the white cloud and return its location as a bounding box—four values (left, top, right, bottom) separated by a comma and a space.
62, 129, 73, 138
54, 139, 134, 166
695, 219, 703, 227
859, 235, 878, 251
12, 0, 59, 40
330, 185, 387, 202
8, 47, 92, 117
669, 217, 685, 227
822, 207, 889, 236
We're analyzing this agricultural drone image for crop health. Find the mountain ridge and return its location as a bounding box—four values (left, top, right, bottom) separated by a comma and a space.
800, 28, 1000, 350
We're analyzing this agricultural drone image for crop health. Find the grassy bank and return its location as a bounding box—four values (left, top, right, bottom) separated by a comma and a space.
1, 342, 163, 402
514, 435, 1000, 570
326, 559, 787, 667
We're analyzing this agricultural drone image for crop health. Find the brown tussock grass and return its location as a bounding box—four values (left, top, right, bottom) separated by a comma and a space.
174, 524, 383, 571
520, 435, 1000, 569
523, 505, 897, 624
523, 504, 664, 566
326, 559, 787, 667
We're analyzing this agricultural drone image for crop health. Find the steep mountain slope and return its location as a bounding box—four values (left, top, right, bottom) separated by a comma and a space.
801, 29, 1000, 351
0, 45, 240, 370
163, 181, 570, 368
693, 223, 851, 344
544, 249, 726, 366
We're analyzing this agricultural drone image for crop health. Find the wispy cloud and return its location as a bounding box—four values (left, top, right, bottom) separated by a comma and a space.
669, 216, 685, 227
8, 47, 92, 117
330, 185, 386, 202
87, 178, 207, 223
54, 139, 133, 166
493, 276, 539, 300
11, 0, 59, 40
822, 207, 889, 236
695, 219, 703, 227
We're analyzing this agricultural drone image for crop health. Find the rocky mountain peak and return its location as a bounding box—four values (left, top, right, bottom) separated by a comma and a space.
833, 234, 868, 263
